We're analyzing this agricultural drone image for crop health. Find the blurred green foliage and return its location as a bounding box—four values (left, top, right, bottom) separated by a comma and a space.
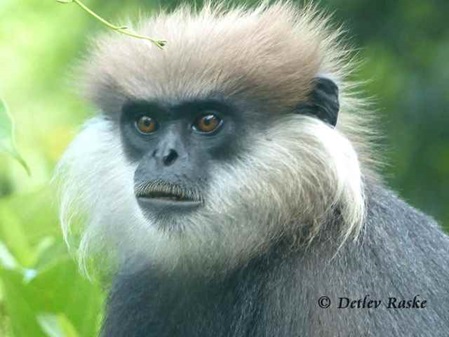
0, 98, 30, 176
0, 0, 448, 336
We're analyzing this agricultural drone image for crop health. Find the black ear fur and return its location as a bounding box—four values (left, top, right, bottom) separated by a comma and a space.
295, 77, 339, 127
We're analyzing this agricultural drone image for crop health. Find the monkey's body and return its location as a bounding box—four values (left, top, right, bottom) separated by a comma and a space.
57, 3, 449, 337
101, 182, 449, 337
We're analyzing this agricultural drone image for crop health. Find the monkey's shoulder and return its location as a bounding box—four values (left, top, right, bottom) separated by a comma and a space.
364, 182, 449, 245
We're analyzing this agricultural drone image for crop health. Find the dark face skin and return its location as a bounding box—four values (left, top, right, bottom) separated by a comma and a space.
119, 97, 249, 219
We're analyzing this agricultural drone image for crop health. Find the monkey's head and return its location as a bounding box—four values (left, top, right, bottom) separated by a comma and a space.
58, 3, 370, 275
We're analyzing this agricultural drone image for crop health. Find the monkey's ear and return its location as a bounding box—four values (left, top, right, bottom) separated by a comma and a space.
295, 77, 339, 127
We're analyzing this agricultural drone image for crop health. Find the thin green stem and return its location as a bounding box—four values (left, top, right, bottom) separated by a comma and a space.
57, 0, 166, 49
11, 150, 31, 176
0, 145, 31, 176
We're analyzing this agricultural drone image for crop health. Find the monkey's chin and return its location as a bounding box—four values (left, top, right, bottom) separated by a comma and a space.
137, 197, 202, 216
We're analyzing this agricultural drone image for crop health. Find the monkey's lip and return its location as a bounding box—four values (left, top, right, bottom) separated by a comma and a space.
137, 191, 201, 204
135, 182, 203, 211
136, 189, 202, 210
137, 193, 202, 212
138, 196, 202, 208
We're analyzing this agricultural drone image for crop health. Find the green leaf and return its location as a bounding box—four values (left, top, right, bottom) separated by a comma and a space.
0, 205, 34, 267
0, 269, 47, 337
0, 257, 103, 337
37, 313, 80, 337
0, 241, 19, 270
0, 98, 30, 175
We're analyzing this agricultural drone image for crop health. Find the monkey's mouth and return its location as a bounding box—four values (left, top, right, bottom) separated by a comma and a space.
135, 182, 203, 210
139, 190, 197, 202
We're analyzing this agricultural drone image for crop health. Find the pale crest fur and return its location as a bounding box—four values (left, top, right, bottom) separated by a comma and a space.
57, 2, 372, 274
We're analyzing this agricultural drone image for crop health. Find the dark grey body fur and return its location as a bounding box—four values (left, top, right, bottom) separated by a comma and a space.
101, 181, 449, 337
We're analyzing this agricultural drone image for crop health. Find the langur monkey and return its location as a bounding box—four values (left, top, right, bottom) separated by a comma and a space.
57, 2, 449, 336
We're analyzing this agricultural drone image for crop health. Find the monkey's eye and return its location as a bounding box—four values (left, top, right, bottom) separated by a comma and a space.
135, 116, 158, 134
192, 114, 223, 134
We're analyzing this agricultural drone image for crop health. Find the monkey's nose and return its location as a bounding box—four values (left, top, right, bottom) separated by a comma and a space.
162, 149, 178, 166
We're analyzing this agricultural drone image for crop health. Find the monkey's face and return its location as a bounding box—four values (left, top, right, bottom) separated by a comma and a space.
120, 97, 256, 228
